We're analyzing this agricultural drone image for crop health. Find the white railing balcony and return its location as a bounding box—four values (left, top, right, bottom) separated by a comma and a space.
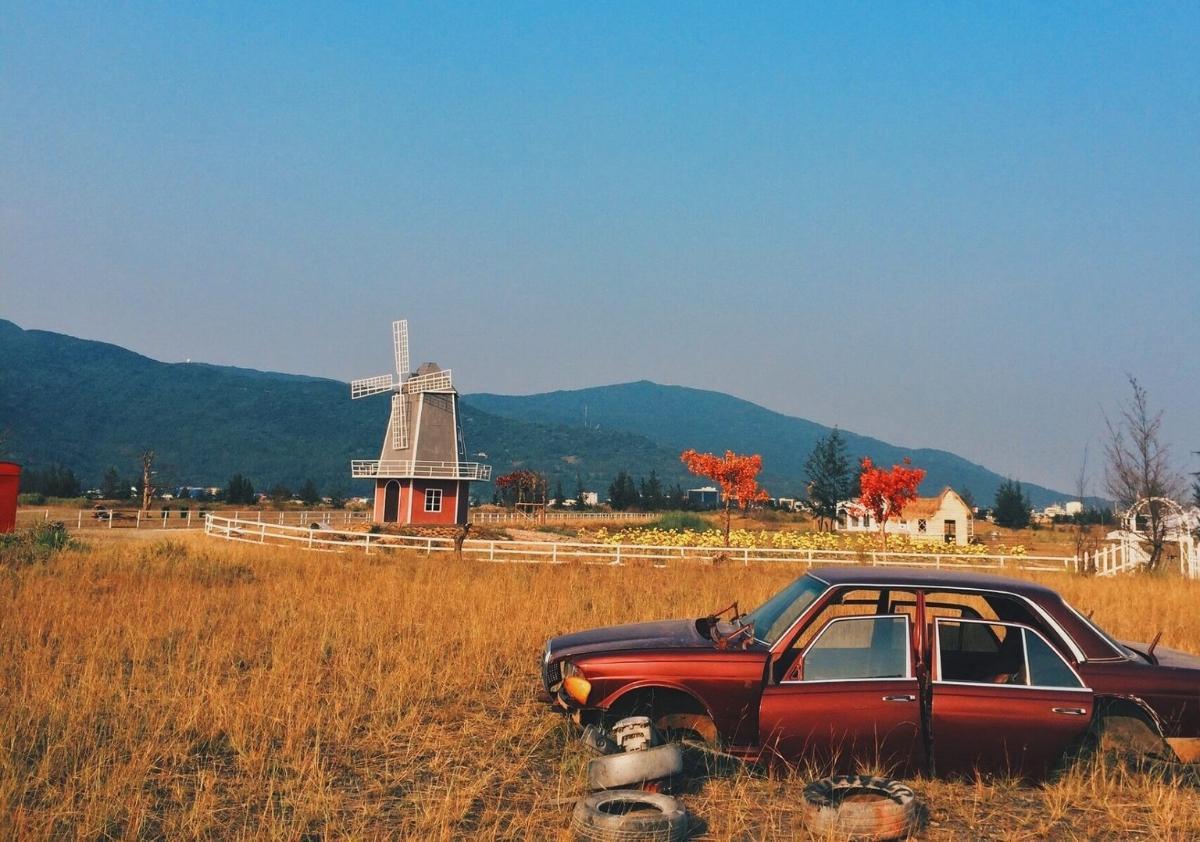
351, 459, 492, 480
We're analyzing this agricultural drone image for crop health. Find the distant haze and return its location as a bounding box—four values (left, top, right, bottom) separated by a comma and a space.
2, 4, 1197, 491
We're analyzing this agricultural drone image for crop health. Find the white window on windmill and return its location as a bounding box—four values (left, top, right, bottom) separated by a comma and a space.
424, 488, 442, 513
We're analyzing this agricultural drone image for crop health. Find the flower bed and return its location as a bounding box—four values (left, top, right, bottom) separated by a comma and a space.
580, 527, 1026, 556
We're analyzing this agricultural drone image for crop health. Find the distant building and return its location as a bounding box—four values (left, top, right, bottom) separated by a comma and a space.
687, 486, 722, 509
581, 491, 600, 507
838, 487, 974, 545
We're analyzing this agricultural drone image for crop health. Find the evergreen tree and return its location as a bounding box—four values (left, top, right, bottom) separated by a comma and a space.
299, 478, 321, 505
666, 483, 686, 510
993, 479, 1032, 529
269, 483, 293, 504
803, 428, 852, 531
552, 479, 565, 508
608, 471, 638, 510
20, 464, 82, 498
224, 473, 256, 505
101, 466, 123, 499
640, 471, 666, 511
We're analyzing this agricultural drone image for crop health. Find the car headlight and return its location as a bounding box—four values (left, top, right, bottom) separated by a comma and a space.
561, 660, 579, 679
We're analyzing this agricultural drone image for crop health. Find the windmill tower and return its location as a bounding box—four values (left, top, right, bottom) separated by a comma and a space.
350, 320, 491, 525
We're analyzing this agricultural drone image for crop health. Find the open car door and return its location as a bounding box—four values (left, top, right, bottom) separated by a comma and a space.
930, 618, 1094, 779
759, 614, 925, 775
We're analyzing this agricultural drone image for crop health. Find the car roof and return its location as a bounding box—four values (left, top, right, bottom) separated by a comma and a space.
807, 565, 1059, 600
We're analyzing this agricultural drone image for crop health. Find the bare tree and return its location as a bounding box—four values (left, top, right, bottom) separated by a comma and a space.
1103, 376, 1184, 569
140, 450, 156, 512
1073, 446, 1099, 568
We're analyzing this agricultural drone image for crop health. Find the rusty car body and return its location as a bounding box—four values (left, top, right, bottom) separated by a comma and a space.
541, 567, 1200, 778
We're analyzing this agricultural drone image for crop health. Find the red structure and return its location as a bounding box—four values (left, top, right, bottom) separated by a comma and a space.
349, 320, 491, 526
0, 462, 20, 534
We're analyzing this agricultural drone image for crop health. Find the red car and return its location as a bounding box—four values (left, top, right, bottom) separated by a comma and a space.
541, 567, 1200, 778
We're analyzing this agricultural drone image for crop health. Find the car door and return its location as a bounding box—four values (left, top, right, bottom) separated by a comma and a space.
759, 614, 924, 775
930, 618, 1094, 779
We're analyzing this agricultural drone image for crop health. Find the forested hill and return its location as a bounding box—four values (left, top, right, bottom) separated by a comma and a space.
467, 382, 1070, 506
0, 319, 690, 494
1, 319, 1068, 504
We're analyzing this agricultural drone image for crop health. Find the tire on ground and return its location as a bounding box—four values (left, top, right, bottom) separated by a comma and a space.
570, 790, 689, 842
802, 775, 917, 842
587, 744, 685, 791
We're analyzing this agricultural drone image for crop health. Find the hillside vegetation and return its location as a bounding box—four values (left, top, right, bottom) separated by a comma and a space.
1, 319, 1068, 503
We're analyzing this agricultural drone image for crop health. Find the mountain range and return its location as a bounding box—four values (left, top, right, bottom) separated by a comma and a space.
0, 318, 1070, 505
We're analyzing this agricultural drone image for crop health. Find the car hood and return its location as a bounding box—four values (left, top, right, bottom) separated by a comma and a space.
1122, 640, 1200, 670
548, 618, 713, 660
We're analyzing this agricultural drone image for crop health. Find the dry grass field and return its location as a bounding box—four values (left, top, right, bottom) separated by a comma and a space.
3, 531, 1200, 840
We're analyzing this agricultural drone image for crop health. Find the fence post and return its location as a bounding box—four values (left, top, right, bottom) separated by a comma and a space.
553, 544, 558, 564
108, 511, 113, 529
187, 511, 192, 528
489, 542, 495, 562
308, 529, 314, 549
136, 510, 141, 529
743, 548, 749, 566
77, 510, 83, 529
365, 534, 371, 555
615, 545, 622, 566
259, 523, 266, 544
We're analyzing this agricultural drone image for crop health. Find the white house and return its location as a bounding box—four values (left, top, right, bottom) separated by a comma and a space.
838, 487, 975, 546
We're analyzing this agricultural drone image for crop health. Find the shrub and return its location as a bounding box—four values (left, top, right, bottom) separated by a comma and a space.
0, 522, 73, 567
646, 512, 709, 531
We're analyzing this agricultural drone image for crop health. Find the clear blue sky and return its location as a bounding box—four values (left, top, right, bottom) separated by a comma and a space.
3, 3, 1197, 492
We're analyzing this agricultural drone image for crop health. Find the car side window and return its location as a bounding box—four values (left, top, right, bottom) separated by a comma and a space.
1025, 630, 1085, 688
796, 615, 911, 682
936, 619, 1085, 689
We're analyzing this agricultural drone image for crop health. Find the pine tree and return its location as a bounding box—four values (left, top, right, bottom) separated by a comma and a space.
553, 479, 565, 509
225, 473, 255, 505
299, 478, 321, 505
993, 479, 1031, 529
640, 471, 665, 511
101, 466, 123, 500
804, 429, 852, 531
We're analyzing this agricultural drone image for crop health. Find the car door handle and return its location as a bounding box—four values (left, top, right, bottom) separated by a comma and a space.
1051, 707, 1088, 716
882, 694, 916, 702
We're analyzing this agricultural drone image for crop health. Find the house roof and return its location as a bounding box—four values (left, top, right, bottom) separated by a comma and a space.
902, 487, 967, 519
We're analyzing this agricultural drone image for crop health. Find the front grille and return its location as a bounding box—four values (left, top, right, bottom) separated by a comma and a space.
542, 655, 562, 693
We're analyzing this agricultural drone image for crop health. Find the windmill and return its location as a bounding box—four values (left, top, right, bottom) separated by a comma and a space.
350, 320, 491, 525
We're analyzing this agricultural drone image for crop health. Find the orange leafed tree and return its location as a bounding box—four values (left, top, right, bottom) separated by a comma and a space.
680, 449, 769, 546
857, 456, 926, 548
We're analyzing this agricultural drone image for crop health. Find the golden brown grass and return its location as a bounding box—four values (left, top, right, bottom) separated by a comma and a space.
2, 533, 1199, 840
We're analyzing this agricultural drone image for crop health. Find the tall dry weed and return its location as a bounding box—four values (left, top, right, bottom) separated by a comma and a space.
1, 534, 1198, 839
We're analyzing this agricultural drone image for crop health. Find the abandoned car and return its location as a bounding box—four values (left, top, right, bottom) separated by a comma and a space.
541, 567, 1200, 778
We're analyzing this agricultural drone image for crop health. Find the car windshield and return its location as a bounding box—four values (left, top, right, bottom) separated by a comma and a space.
743, 575, 827, 645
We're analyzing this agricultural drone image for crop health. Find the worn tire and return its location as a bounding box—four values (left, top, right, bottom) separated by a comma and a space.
570, 790, 689, 842
588, 744, 685, 791
802, 775, 917, 841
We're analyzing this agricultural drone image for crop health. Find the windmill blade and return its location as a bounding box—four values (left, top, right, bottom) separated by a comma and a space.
393, 320, 410, 380
391, 393, 409, 450
350, 374, 394, 399
402, 368, 452, 393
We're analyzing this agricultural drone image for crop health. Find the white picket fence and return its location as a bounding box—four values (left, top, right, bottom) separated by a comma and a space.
202, 514, 1077, 571
16, 508, 372, 530
468, 510, 659, 524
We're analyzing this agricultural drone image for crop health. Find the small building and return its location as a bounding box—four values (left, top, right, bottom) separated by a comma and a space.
580, 491, 599, 507
837, 487, 974, 545
0, 462, 20, 534
687, 486, 722, 510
